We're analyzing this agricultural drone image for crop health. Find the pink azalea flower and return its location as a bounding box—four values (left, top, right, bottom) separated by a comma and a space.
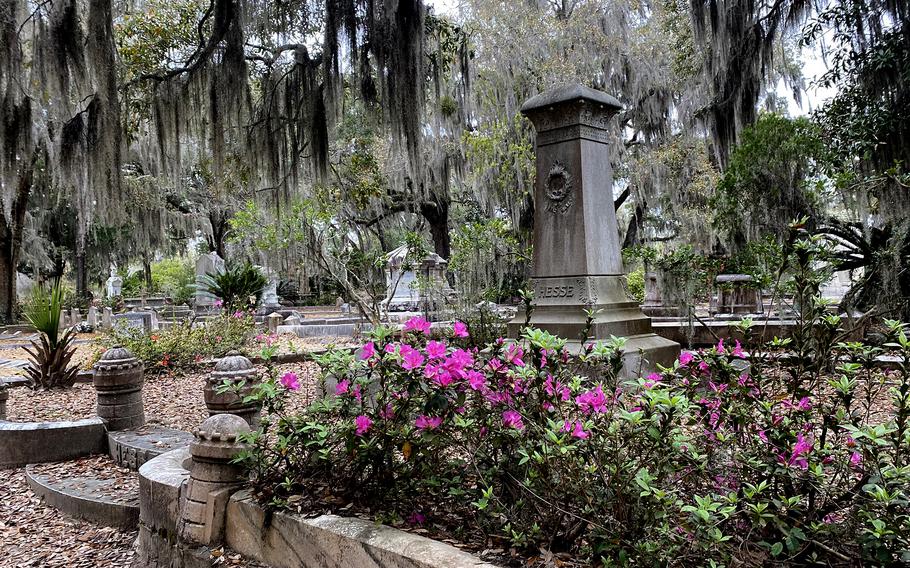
850, 451, 863, 469
335, 380, 350, 396
716, 338, 725, 354
415, 415, 443, 430
732, 340, 745, 358
563, 420, 589, 439
544, 375, 571, 401
379, 403, 395, 420
354, 415, 373, 436
214, 299, 224, 307
360, 342, 376, 360
453, 321, 469, 338
504, 343, 525, 367
758, 430, 769, 443
425, 340, 447, 359
233, 310, 245, 319
679, 351, 694, 366
402, 349, 425, 370
502, 410, 525, 430
779, 433, 813, 469
403, 316, 432, 334
352, 384, 362, 401
466, 370, 486, 391
280, 372, 300, 391
576, 385, 608, 414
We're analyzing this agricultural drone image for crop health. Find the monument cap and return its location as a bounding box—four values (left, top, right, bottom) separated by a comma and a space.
521, 84, 622, 115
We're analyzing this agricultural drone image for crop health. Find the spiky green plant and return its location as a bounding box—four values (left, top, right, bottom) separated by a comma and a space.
198, 262, 267, 311
22, 283, 79, 389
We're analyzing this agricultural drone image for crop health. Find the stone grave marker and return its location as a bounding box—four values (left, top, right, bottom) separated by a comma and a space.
506, 84, 679, 373
195, 252, 225, 308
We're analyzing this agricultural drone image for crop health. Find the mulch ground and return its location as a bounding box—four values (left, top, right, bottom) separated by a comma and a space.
0, 468, 137, 568
1, 463, 272, 567
6, 362, 321, 430
28, 456, 139, 505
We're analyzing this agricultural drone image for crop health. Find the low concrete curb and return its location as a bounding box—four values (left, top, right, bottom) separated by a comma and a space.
136, 447, 192, 568
226, 490, 499, 568
109, 426, 195, 470
0, 417, 107, 469
25, 464, 139, 529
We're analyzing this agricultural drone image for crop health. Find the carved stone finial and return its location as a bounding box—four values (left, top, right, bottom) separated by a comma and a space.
93, 346, 145, 430
180, 414, 250, 546
205, 352, 260, 426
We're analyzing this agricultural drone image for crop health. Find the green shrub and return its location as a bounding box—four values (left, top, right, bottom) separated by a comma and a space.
237, 231, 910, 566
198, 262, 267, 311
102, 312, 256, 370
625, 266, 645, 303
151, 257, 195, 304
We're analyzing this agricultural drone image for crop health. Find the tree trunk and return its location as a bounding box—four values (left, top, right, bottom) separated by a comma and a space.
75, 248, 88, 302
143, 254, 153, 292
0, 172, 32, 324
420, 198, 451, 260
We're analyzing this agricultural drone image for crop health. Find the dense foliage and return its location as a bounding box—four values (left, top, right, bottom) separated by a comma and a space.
102, 312, 256, 370
197, 263, 267, 311
237, 233, 910, 566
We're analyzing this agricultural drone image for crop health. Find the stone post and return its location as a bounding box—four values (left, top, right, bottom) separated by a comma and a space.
179, 414, 250, 546
507, 84, 679, 374
0, 383, 8, 420
93, 346, 145, 431
267, 312, 283, 334
70, 307, 81, 326
87, 306, 99, 328
205, 352, 261, 427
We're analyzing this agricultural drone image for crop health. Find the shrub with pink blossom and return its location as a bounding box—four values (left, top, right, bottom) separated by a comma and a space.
237, 234, 910, 565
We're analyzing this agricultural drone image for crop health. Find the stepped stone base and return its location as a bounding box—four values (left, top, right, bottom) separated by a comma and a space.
508, 275, 679, 376
109, 426, 195, 470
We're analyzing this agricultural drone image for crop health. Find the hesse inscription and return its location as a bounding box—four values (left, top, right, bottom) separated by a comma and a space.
539, 285, 574, 299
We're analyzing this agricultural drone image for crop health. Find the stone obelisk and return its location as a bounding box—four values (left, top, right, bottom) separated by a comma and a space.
507, 84, 679, 375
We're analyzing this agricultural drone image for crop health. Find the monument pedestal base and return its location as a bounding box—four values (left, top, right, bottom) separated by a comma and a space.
507, 275, 679, 377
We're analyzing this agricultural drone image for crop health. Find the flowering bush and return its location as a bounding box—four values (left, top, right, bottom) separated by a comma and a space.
239, 235, 910, 565
101, 312, 256, 370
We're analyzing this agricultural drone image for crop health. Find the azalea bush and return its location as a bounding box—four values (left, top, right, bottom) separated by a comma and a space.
101, 311, 256, 370
238, 233, 910, 566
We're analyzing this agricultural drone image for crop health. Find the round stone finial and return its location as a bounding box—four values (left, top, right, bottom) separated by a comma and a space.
213, 352, 254, 374
95, 346, 142, 370
196, 413, 252, 441
191, 413, 251, 463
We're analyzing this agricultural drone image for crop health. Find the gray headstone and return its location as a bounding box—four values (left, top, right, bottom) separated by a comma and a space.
195, 252, 225, 307
506, 84, 679, 374
87, 306, 98, 327
112, 312, 153, 332
267, 312, 283, 334
258, 266, 280, 307
70, 307, 81, 325
284, 314, 301, 326
102, 307, 112, 329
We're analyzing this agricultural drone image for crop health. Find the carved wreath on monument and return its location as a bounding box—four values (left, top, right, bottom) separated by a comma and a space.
545, 161, 574, 214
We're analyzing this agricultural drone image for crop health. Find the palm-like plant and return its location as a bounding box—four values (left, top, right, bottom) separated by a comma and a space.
198, 262, 267, 311
22, 282, 79, 389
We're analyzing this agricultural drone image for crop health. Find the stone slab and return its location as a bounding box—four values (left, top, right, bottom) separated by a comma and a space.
25, 464, 139, 529
0, 417, 107, 469
109, 426, 195, 470
226, 490, 499, 568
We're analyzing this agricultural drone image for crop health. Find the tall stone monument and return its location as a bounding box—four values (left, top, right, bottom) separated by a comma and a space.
507, 84, 679, 374
195, 252, 225, 309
